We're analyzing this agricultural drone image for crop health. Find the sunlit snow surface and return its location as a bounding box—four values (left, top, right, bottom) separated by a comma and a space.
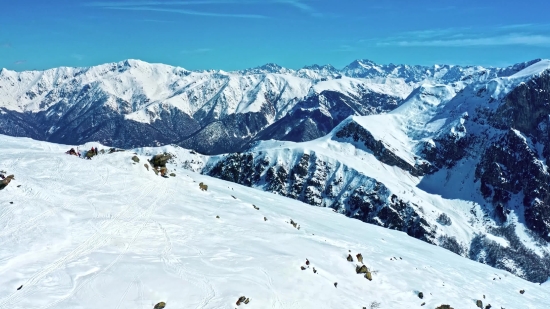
0, 135, 548, 309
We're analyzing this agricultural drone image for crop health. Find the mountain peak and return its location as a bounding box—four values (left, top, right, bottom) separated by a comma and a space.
301, 64, 337, 71
237, 62, 292, 74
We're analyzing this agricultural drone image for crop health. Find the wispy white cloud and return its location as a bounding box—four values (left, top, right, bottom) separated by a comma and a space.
105, 5, 266, 18
14, 60, 26, 65
375, 24, 550, 48
378, 34, 550, 47
86, 0, 320, 18
274, 0, 321, 17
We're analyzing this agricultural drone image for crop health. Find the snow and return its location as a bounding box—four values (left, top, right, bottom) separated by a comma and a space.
482, 59, 550, 101
1, 134, 548, 308
509, 59, 550, 79
485, 234, 510, 248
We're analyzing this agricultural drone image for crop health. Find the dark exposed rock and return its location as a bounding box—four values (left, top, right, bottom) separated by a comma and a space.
420, 114, 471, 170
476, 129, 550, 240
436, 213, 452, 226
206, 151, 434, 242
150, 153, 172, 168
153, 302, 166, 309
250, 90, 401, 145
334, 121, 431, 176
356, 265, 369, 274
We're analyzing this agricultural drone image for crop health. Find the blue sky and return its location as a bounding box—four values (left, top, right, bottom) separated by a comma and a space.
1, 0, 550, 71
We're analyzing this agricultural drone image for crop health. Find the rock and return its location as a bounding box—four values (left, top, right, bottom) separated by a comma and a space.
347, 254, 354, 262
17, 285, 22, 290
170, 173, 176, 177
485, 304, 492, 309
231, 195, 237, 199
153, 168, 159, 175
85, 150, 95, 159
290, 219, 298, 228
436, 212, 452, 226
421, 302, 425, 306
199, 182, 208, 191
364, 271, 372, 281
150, 153, 172, 168
0, 175, 14, 190
216, 215, 220, 219
476, 300, 483, 308
153, 302, 166, 309
418, 292, 423, 299
305, 259, 309, 265
435, 305, 454, 309
520, 289, 525, 294
131, 155, 140, 163
356, 253, 363, 264
160, 167, 168, 177
244, 298, 250, 304
253, 204, 259, 210
313, 267, 317, 273
356, 265, 369, 274
144, 163, 149, 171
334, 282, 337, 288
263, 217, 267, 221
236, 296, 246, 305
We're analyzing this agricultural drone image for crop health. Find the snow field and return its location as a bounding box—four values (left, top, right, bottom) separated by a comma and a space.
0, 135, 548, 309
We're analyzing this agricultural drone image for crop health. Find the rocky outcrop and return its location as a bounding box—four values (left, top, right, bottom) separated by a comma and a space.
476, 129, 550, 240
334, 121, 432, 176
206, 151, 434, 241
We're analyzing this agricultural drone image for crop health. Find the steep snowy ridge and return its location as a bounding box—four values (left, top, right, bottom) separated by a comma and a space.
1, 134, 548, 308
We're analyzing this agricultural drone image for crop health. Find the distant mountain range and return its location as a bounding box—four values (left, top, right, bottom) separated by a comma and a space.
0, 58, 540, 154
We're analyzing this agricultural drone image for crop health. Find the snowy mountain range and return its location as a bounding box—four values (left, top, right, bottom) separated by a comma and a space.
0, 58, 540, 154
2, 58, 550, 286
1, 135, 548, 309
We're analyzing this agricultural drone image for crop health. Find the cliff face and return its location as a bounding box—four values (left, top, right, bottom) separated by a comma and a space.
473, 71, 550, 241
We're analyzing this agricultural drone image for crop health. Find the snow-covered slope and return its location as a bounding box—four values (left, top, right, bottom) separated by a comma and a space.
0, 134, 548, 309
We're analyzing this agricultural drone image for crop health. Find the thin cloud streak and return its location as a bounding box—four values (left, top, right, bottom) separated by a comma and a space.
87, 0, 320, 17
377, 34, 550, 47
105, 6, 267, 18
14, 60, 26, 65
87, 1, 249, 6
